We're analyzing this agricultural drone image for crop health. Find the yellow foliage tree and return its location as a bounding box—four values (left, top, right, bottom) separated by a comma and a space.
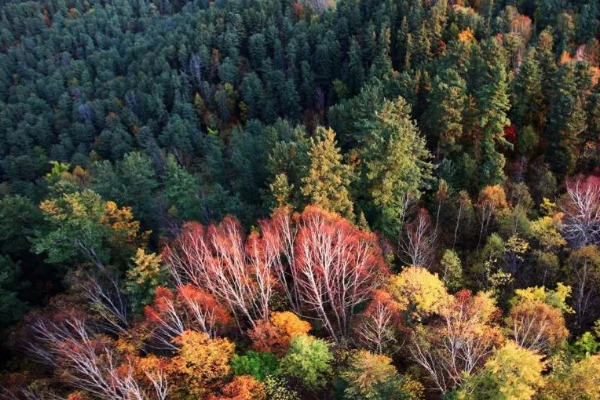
35, 189, 148, 268
458, 341, 545, 400
300, 127, 355, 219
387, 266, 450, 321
102, 200, 149, 247
542, 355, 600, 400
511, 283, 573, 313
458, 27, 475, 42
530, 215, 567, 251
172, 331, 236, 399
271, 311, 312, 338
341, 350, 422, 400
125, 249, 165, 312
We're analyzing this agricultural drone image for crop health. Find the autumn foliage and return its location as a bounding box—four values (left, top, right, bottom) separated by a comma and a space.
248, 311, 311, 355
209, 376, 266, 400
410, 290, 504, 392
7, 0, 600, 397
144, 285, 231, 348
163, 206, 388, 341
171, 330, 236, 399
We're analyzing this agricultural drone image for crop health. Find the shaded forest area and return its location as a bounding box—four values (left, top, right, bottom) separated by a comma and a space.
1, 0, 600, 398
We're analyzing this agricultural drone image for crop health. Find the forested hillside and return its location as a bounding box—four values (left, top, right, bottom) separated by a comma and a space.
1, 0, 600, 398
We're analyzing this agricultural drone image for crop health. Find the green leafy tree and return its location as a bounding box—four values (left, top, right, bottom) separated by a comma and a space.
231, 351, 279, 381
341, 350, 410, 400
34, 189, 145, 270
279, 335, 333, 390
440, 249, 463, 292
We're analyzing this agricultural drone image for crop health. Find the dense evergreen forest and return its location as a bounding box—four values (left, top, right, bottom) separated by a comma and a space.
1, 0, 600, 398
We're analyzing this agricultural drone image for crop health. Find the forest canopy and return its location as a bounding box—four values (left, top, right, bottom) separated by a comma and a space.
1, 0, 600, 398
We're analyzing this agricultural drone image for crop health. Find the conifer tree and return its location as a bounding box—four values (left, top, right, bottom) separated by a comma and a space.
511, 50, 544, 130
346, 37, 365, 94
370, 26, 394, 80
357, 97, 433, 237
301, 127, 355, 219
423, 68, 467, 156
545, 63, 588, 174
475, 40, 511, 187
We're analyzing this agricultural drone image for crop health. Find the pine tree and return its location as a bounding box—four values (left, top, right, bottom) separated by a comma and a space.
163, 155, 202, 222
346, 37, 365, 94
576, 2, 599, 44
511, 50, 544, 130
423, 68, 467, 156
91, 152, 159, 231
241, 73, 265, 120
586, 84, 600, 144
301, 127, 354, 219
357, 97, 433, 237
268, 173, 294, 209
369, 26, 393, 80
475, 40, 511, 187
545, 63, 588, 174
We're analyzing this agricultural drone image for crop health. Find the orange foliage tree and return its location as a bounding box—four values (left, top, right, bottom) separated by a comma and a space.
171, 330, 236, 399
292, 206, 389, 341
28, 317, 169, 400
477, 185, 509, 247
507, 287, 570, 352
248, 311, 312, 355
209, 376, 266, 400
355, 289, 403, 354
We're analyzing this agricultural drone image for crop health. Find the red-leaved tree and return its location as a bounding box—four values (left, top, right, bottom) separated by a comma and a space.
163, 206, 388, 342
162, 217, 275, 329
144, 286, 231, 350
293, 206, 389, 342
